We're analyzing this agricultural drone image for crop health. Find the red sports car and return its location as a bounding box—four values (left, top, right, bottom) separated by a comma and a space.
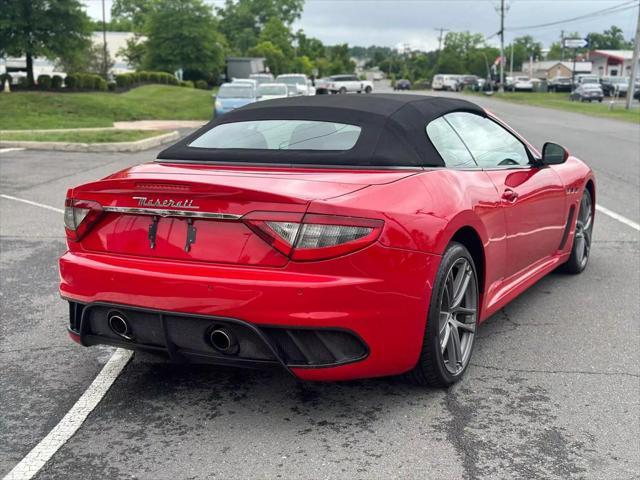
60, 95, 595, 386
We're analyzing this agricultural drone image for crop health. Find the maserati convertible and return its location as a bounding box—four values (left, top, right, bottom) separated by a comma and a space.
60, 94, 595, 386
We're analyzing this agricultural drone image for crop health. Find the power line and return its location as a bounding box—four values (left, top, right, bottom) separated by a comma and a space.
507, 0, 638, 31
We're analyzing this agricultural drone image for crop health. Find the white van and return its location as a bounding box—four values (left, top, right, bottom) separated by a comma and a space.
432, 74, 460, 91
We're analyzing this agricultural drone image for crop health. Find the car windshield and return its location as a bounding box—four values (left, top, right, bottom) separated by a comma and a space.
581, 77, 599, 83
277, 76, 305, 85
258, 85, 288, 95
611, 77, 628, 84
249, 75, 272, 85
189, 120, 362, 151
582, 84, 601, 90
218, 85, 254, 98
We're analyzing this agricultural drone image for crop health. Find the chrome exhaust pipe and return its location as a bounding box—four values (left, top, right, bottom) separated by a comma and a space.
108, 311, 134, 341
209, 327, 238, 354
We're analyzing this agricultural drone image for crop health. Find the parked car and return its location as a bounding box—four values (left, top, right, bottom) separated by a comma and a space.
458, 75, 479, 90
575, 74, 599, 85
315, 74, 373, 94
432, 74, 460, 91
570, 83, 604, 102
231, 78, 258, 94
373, 72, 384, 81
61, 94, 595, 386
394, 79, 411, 90
214, 83, 257, 116
511, 76, 533, 92
275, 74, 315, 96
548, 76, 573, 93
249, 73, 274, 86
257, 83, 289, 101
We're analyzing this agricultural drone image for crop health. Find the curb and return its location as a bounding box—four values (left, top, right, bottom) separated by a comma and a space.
0, 131, 180, 152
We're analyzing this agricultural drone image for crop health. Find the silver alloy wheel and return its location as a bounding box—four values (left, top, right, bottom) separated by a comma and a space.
438, 258, 478, 375
574, 190, 593, 269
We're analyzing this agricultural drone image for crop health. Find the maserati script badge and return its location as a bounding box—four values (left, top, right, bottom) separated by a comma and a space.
132, 196, 199, 209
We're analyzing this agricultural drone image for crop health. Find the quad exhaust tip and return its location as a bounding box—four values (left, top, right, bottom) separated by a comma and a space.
108, 311, 134, 341
209, 327, 239, 355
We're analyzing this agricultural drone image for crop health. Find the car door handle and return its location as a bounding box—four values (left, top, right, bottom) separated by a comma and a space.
502, 189, 519, 202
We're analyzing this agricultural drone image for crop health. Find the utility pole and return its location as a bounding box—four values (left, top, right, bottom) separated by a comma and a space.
560, 30, 565, 61
435, 27, 449, 52
102, 0, 108, 78
499, 0, 505, 92
626, 3, 640, 110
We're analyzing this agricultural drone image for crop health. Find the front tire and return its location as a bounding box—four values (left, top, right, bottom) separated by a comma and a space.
408, 242, 479, 387
339, 87, 347, 94
560, 188, 593, 274
365, 86, 372, 93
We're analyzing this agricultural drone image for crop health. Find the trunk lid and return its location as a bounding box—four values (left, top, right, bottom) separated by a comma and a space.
71, 162, 417, 267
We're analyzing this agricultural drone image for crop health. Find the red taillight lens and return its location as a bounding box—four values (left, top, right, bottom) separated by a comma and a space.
64, 198, 103, 241
244, 212, 383, 261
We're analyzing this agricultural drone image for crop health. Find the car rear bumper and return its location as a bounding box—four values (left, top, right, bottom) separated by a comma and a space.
59, 244, 439, 381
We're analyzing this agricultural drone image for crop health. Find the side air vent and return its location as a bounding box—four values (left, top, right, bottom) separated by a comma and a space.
261, 327, 368, 367
559, 205, 576, 250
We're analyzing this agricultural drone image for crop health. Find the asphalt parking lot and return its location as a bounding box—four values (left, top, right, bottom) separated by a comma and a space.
1, 94, 639, 480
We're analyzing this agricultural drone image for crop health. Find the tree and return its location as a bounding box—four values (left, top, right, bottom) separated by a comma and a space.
111, 0, 155, 32
144, 0, 225, 78
0, 0, 91, 85
248, 41, 288, 75
57, 42, 114, 76
217, 0, 304, 54
117, 36, 148, 71
258, 18, 293, 58
587, 25, 633, 50
507, 35, 543, 71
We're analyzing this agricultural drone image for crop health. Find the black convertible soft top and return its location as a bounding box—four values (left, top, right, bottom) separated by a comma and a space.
158, 94, 485, 167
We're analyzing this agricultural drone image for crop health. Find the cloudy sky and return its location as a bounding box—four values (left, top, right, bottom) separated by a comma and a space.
84, 0, 639, 50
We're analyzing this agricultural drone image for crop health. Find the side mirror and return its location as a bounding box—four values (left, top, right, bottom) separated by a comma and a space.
541, 142, 569, 165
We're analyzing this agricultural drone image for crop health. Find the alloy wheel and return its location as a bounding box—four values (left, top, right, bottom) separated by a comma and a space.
574, 191, 593, 269
438, 258, 478, 375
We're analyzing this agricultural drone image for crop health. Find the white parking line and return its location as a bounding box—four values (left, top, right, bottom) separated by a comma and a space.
0, 148, 26, 154
0, 194, 64, 214
3, 349, 132, 480
0, 193, 131, 480
596, 204, 640, 232
0, 191, 638, 479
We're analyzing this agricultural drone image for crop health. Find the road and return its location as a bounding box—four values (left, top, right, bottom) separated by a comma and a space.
1, 95, 638, 480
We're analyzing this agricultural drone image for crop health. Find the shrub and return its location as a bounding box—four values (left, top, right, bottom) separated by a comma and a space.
107, 81, 117, 92
195, 80, 208, 90
139, 71, 150, 82
17, 76, 29, 88
65, 74, 79, 89
149, 72, 161, 83
115, 74, 130, 88
179, 80, 194, 88
37, 74, 52, 90
51, 75, 63, 89
79, 74, 94, 89
96, 78, 108, 91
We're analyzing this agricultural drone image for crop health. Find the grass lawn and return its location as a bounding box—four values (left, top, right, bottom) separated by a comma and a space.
0, 85, 215, 130
469, 91, 640, 124
1, 129, 167, 143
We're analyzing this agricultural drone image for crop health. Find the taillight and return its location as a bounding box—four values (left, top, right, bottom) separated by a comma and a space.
64, 198, 103, 241
244, 212, 383, 261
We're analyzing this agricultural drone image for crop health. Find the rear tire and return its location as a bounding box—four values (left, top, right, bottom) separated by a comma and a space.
339, 87, 347, 94
559, 188, 593, 274
408, 242, 479, 387
365, 86, 372, 93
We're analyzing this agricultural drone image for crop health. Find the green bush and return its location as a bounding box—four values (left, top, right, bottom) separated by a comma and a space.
139, 71, 150, 82
115, 74, 130, 88
51, 75, 63, 89
17, 76, 28, 88
179, 80, 194, 88
149, 72, 161, 83
96, 78, 108, 91
65, 74, 78, 89
37, 75, 52, 90
107, 81, 117, 92
195, 80, 208, 90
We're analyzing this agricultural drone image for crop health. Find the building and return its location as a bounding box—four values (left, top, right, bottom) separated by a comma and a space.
92, 31, 141, 74
525, 61, 592, 79
589, 50, 639, 77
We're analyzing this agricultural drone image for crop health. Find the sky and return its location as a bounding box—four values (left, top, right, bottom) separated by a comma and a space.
83, 0, 639, 51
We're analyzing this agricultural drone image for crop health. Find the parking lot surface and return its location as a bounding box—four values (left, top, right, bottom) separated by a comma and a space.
1, 94, 639, 480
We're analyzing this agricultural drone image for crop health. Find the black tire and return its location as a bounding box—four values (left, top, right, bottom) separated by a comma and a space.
559, 188, 594, 274
408, 242, 479, 387
365, 86, 372, 93
339, 87, 347, 94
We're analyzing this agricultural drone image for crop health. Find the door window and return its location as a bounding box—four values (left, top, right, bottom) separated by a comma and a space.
444, 112, 530, 168
426, 117, 477, 168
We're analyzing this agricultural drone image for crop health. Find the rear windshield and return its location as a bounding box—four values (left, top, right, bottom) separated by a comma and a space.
277, 76, 305, 85
218, 85, 254, 98
258, 85, 288, 95
188, 120, 362, 151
